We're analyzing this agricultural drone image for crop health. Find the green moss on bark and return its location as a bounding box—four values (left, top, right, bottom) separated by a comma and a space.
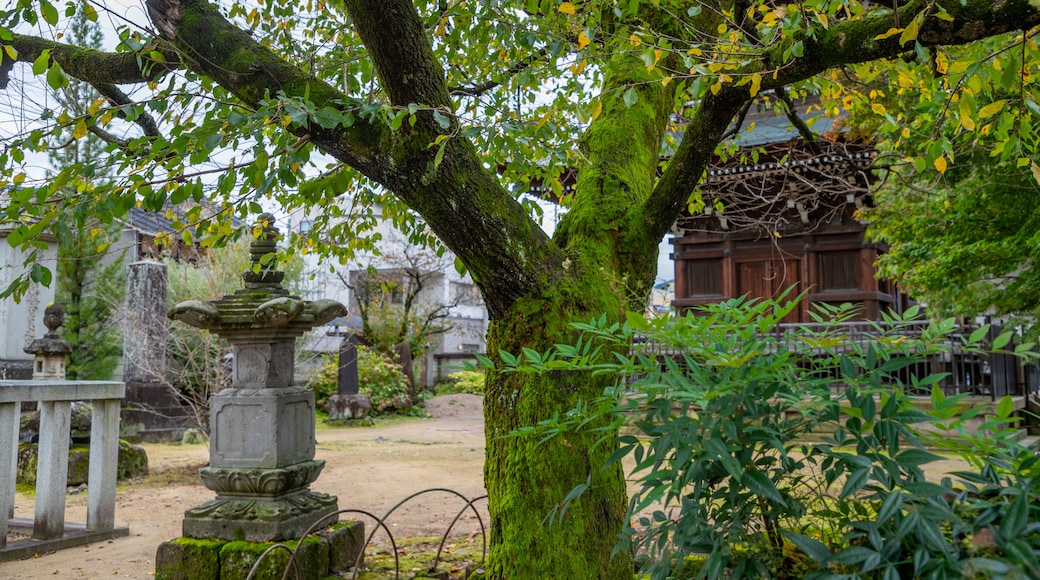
482, 270, 632, 578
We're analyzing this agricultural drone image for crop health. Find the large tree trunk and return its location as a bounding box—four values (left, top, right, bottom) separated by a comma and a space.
484, 287, 631, 577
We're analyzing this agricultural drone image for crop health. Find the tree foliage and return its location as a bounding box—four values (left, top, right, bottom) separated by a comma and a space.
49, 4, 124, 380
842, 28, 1040, 331
1, 0, 1038, 576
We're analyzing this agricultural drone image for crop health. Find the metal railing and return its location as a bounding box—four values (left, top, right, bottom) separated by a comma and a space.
0, 380, 127, 559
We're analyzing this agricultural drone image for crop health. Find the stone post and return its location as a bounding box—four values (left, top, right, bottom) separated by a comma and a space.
121, 262, 192, 439
123, 262, 167, 384
167, 214, 347, 542
326, 335, 371, 422
22, 304, 73, 539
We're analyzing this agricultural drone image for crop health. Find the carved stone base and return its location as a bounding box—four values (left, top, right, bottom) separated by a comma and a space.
182, 488, 339, 542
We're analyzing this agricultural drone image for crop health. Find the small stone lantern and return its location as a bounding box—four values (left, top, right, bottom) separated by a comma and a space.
168, 214, 347, 542
24, 303, 72, 379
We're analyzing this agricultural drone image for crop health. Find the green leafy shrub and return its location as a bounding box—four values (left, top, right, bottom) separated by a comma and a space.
435, 370, 485, 396
497, 297, 1040, 579
306, 346, 413, 415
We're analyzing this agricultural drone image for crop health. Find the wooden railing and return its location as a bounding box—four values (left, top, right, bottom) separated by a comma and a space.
0, 380, 127, 559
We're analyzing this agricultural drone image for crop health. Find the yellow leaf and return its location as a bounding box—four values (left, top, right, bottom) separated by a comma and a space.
901, 127, 911, 138
817, 12, 829, 29
577, 31, 590, 50
13, 172, 25, 185
710, 80, 722, 95
958, 98, 975, 131
661, 76, 673, 87
899, 15, 919, 46
874, 27, 903, 41
948, 61, 970, 74
435, 17, 447, 37
73, 121, 87, 140
749, 73, 761, 97
871, 103, 886, 115
935, 51, 948, 75
3, 45, 16, 60
629, 34, 641, 47
653, 49, 664, 64
1031, 162, 1040, 187
558, 2, 575, 15
590, 99, 602, 120
687, 47, 702, 56
934, 156, 948, 174
977, 99, 1006, 118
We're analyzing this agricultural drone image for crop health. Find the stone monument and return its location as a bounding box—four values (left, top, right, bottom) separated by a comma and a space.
167, 214, 346, 542
326, 335, 372, 422
121, 261, 193, 441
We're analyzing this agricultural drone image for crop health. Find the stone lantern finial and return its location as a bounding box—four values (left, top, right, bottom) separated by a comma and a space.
25, 303, 72, 379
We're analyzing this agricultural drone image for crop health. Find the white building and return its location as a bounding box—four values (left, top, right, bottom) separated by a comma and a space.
285, 204, 488, 386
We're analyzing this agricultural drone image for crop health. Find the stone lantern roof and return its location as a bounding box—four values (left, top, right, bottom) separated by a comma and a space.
169, 213, 345, 341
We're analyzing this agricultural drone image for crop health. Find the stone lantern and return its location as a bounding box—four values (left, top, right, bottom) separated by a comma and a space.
24, 303, 71, 380
168, 214, 346, 542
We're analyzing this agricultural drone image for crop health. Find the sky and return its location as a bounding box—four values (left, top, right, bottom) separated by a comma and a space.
0, 0, 676, 287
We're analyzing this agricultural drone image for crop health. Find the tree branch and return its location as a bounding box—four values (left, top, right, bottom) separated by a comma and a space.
765, 0, 1040, 91
93, 83, 162, 137
449, 47, 549, 97
773, 86, 820, 156
645, 88, 748, 243
0, 33, 176, 89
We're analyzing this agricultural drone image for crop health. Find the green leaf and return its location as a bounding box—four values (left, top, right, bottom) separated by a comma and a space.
498, 349, 517, 367
1001, 491, 1029, 541
624, 310, 649, 331
996, 395, 1014, 419
41, 2, 59, 25
840, 467, 869, 499
829, 546, 877, 565
894, 449, 943, 467
32, 50, 50, 75
744, 469, 786, 505
46, 63, 67, 89
622, 87, 638, 107
992, 331, 1012, 350
781, 530, 831, 563
432, 110, 452, 129
29, 263, 52, 287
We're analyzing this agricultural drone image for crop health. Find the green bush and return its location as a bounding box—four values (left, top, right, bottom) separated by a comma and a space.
435, 370, 485, 396
500, 297, 1040, 579
306, 346, 413, 415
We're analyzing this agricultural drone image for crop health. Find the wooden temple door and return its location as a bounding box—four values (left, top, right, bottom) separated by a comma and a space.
737, 259, 805, 323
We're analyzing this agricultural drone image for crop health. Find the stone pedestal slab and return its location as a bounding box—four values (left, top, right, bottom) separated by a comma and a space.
209, 387, 315, 469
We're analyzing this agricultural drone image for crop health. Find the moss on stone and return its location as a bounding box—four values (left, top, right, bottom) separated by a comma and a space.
154, 537, 225, 580
219, 535, 330, 580
16, 440, 148, 486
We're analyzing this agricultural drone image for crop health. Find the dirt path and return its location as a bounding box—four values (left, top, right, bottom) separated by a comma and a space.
2, 396, 487, 580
